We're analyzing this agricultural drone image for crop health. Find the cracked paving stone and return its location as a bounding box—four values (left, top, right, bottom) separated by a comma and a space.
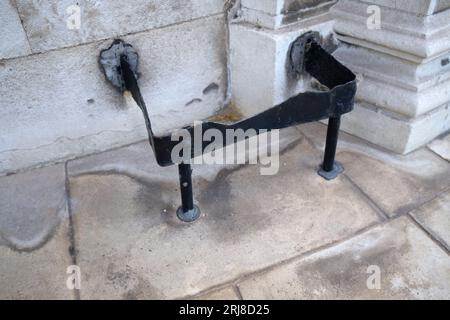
410, 189, 450, 251
298, 123, 450, 217
237, 217, 450, 300
67, 129, 381, 299
0, 164, 73, 299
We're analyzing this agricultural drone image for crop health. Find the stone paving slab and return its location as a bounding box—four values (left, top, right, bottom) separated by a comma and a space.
298, 123, 450, 217
238, 217, 450, 300
1, 125, 448, 299
68, 128, 303, 182
410, 190, 450, 251
428, 132, 450, 162
0, 164, 67, 251
0, 164, 73, 299
0, 218, 74, 300
67, 131, 380, 299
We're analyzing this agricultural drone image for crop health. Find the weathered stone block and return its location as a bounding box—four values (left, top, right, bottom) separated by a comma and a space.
331, 0, 450, 153
334, 44, 450, 118
0, 16, 227, 175
15, 0, 226, 53
340, 102, 450, 154
0, 0, 31, 59
229, 15, 335, 117
240, 0, 336, 29
241, 0, 281, 14
361, 0, 450, 15
332, 0, 450, 59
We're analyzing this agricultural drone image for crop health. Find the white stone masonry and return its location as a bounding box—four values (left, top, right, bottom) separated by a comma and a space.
332, 0, 450, 153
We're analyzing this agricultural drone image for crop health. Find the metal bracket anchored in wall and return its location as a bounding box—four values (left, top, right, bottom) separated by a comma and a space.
99, 33, 357, 222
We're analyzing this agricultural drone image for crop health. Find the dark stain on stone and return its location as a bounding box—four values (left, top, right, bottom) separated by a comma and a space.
50, 2, 58, 15
281, 0, 335, 25
68, 243, 77, 258
322, 34, 339, 53
295, 218, 429, 299
198, 168, 236, 221
283, 0, 334, 14
0, 196, 67, 253
442, 58, 450, 66
185, 98, 203, 107
171, 0, 192, 13
146, 4, 157, 12
133, 179, 178, 230
106, 262, 163, 299
122, 279, 159, 300
123, 174, 194, 230
203, 83, 219, 95
74, 137, 303, 244
395, 200, 429, 217
342, 151, 450, 217
87, 98, 95, 104
106, 263, 134, 289
198, 138, 302, 239
196, 161, 293, 243
293, 223, 422, 298
85, 6, 103, 31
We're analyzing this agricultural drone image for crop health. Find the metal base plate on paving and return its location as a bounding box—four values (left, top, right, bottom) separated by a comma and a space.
177, 205, 201, 223
318, 162, 344, 181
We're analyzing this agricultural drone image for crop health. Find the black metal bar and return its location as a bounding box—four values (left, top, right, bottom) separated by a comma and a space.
323, 116, 341, 172
318, 116, 344, 181
120, 55, 155, 148
99, 37, 357, 221
178, 163, 194, 212
176, 163, 200, 222
99, 39, 356, 168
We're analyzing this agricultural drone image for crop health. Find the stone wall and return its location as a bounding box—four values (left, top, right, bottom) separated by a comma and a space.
2, 0, 450, 175
333, 0, 450, 153
229, 0, 338, 117
230, 0, 450, 155
0, 0, 228, 175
